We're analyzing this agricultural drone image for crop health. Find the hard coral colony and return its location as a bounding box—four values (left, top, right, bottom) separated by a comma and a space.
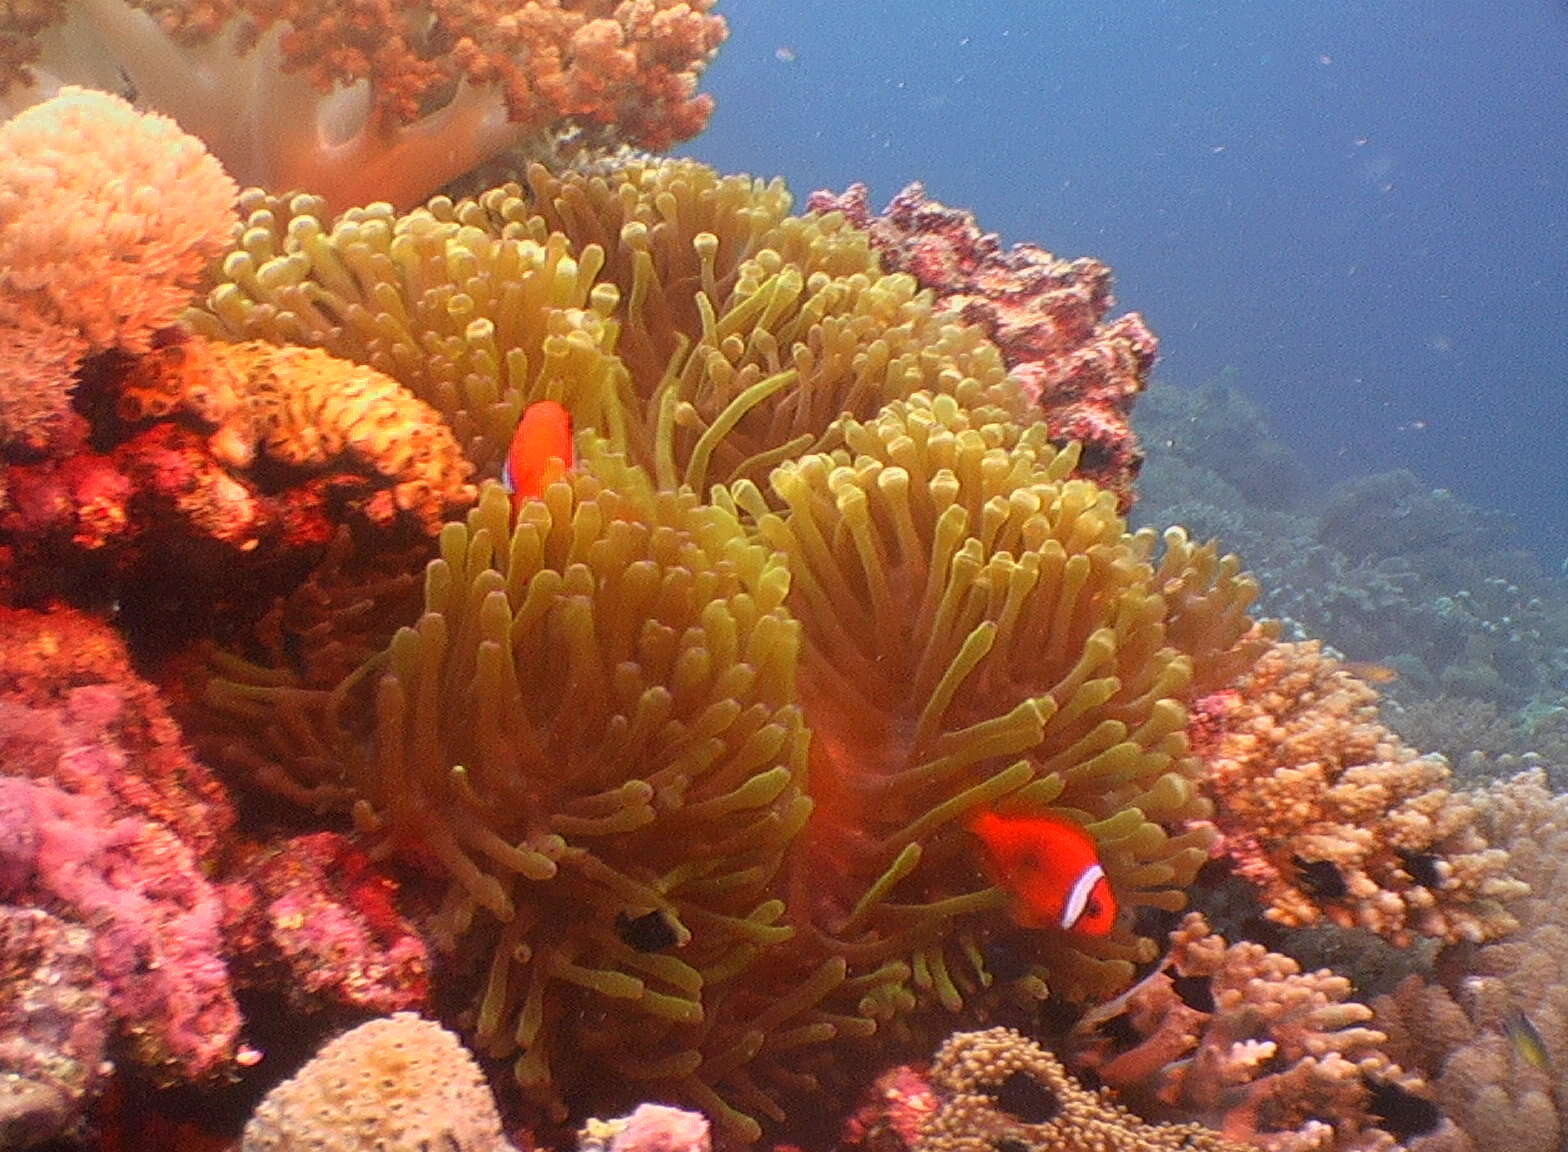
0, 6, 1547, 1152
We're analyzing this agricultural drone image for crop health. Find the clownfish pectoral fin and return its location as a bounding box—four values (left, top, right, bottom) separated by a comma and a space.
503, 399, 574, 509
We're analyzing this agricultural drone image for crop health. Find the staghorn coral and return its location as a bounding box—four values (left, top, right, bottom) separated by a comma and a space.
0, 86, 236, 456
808, 182, 1156, 511
1072, 912, 1436, 1152
241, 1013, 513, 1152
916, 1026, 1250, 1152
732, 392, 1269, 1014
1372, 770, 1568, 1152
0, 1, 726, 214
1190, 641, 1525, 946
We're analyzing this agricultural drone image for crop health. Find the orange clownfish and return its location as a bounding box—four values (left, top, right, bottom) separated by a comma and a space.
967, 809, 1118, 937
501, 400, 574, 511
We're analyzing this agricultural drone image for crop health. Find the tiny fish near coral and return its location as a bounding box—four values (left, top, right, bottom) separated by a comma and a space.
967, 810, 1119, 936
501, 399, 575, 512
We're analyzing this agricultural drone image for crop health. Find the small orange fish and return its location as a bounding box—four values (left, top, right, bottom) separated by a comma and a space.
502, 399, 573, 510
1343, 661, 1399, 685
968, 809, 1118, 937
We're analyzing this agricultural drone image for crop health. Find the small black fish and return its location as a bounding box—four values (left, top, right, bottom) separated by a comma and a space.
615, 909, 680, 953
1294, 856, 1348, 900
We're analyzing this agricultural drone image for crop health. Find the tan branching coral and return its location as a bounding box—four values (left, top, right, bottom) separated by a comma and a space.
208, 461, 820, 1132
1373, 770, 1568, 1152
728, 393, 1270, 1010
919, 1027, 1250, 1152
0, 86, 236, 454
117, 337, 476, 534
1073, 912, 1433, 1152
1190, 642, 1525, 945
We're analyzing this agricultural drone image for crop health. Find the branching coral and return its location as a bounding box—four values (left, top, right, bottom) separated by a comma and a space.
731, 392, 1269, 1012
0, 86, 236, 456
1190, 641, 1525, 945
1372, 770, 1568, 1152
1072, 912, 1437, 1152
0, 0, 726, 214
917, 1027, 1251, 1152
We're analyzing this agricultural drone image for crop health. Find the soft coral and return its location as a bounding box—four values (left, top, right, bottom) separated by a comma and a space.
0, 0, 727, 212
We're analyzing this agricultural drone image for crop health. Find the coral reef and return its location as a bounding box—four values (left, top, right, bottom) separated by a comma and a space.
0, 1, 726, 215
241, 1013, 514, 1152
578, 1103, 711, 1152
0, 87, 236, 457
1133, 380, 1568, 715
1373, 770, 1568, 1152
1190, 641, 1525, 945
1, 331, 474, 637
1072, 912, 1437, 1152
808, 182, 1156, 511
222, 831, 432, 1017
0, 604, 243, 1086
911, 1026, 1251, 1152
0, 906, 112, 1149
187, 161, 1273, 1136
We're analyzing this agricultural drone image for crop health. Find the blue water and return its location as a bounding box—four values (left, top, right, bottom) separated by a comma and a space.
686, 0, 1568, 568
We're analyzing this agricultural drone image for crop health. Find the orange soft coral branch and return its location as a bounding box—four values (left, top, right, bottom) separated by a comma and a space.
0, 0, 726, 213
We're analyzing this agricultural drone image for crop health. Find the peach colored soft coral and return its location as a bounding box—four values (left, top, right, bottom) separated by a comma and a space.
1190, 641, 1526, 946
0, 86, 237, 454
0, 1, 726, 213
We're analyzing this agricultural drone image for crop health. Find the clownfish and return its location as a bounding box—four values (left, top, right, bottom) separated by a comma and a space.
967, 809, 1118, 937
501, 399, 574, 511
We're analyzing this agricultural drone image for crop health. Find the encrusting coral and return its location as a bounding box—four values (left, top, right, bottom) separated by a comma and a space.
1071, 912, 1437, 1152
914, 1027, 1252, 1152
0, 1, 727, 214
1189, 641, 1524, 946
241, 1013, 514, 1152
0, 86, 236, 456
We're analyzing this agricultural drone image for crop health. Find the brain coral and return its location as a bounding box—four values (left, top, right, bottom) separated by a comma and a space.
194, 161, 1272, 1137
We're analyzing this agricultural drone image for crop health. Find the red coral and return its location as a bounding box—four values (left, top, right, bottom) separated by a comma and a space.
223, 831, 432, 1016
809, 182, 1154, 510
